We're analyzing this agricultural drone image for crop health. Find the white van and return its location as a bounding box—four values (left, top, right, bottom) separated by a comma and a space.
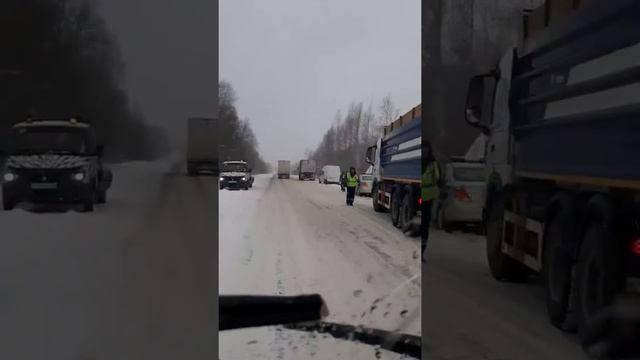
318, 165, 341, 184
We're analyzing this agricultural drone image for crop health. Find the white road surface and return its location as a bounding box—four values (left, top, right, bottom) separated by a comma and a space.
219, 175, 421, 360
0, 156, 217, 360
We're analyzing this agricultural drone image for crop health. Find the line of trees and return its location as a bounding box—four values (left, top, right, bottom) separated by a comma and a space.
218, 81, 269, 173
423, 0, 532, 164
0, 0, 169, 162
308, 95, 400, 173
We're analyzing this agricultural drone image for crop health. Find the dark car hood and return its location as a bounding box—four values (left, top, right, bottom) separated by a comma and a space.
6, 154, 93, 170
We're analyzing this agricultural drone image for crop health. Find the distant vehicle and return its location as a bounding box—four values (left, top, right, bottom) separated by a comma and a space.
220, 160, 253, 190
357, 166, 374, 196
435, 159, 485, 232
366, 105, 422, 233
277, 160, 290, 179
318, 165, 341, 184
464, 0, 640, 354
187, 117, 217, 176
1, 117, 112, 212
299, 160, 316, 181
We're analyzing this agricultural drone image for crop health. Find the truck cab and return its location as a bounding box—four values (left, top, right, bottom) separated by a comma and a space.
1, 118, 112, 211
219, 160, 254, 190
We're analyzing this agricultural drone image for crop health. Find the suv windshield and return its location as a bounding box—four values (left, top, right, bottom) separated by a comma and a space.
222, 163, 248, 172
10, 127, 90, 154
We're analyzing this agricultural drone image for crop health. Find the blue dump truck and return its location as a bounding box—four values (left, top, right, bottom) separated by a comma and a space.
465, 0, 640, 353
366, 105, 422, 232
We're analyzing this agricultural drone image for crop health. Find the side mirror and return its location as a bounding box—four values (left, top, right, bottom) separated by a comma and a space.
365, 146, 376, 165
96, 145, 104, 157
465, 75, 495, 135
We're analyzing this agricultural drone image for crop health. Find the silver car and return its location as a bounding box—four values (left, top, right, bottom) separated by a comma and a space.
357, 166, 374, 196
435, 161, 485, 232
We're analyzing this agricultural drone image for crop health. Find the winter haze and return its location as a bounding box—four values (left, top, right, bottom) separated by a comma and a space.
94, 0, 218, 151
220, 0, 420, 165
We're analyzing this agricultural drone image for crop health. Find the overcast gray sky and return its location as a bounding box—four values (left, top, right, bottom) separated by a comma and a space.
95, 0, 218, 150
220, 0, 420, 165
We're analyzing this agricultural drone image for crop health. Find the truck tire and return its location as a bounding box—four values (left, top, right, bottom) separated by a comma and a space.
391, 191, 401, 228
575, 197, 619, 349
399, 192, 416, 231
485, 191, 528, 282
3, 196, 14, 211
543, 194, 578, 331
372, 183, 385, 213
97, 190, 107, 204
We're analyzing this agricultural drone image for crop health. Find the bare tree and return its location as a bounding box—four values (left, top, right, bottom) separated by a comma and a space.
377, 94, 399, 127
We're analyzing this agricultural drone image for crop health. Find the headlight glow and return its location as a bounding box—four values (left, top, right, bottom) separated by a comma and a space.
3, 172, 16, 182
73, 172, 85, 181
220, 177, 224, 181
242, 177, 246, 181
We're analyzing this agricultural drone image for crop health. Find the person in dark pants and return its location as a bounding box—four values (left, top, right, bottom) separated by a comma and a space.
340, 171, 346, 192
345, 167, 359, 206
422, 142, 440, 260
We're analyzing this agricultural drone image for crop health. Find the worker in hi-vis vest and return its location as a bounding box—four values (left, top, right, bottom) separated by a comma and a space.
422, 142, 440, 259
345, 166, 359, 206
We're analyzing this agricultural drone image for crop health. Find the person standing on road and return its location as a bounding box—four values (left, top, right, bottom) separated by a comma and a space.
340, 171, 346, 192
345, 167, 359, 206
422, 142, 440, 259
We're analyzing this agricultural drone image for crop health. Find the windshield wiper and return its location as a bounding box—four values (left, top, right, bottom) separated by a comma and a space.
284, 321, 421, 358
219, 294, 421, 359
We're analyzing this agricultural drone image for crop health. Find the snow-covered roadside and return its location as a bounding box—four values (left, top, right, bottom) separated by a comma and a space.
219, 176, 420, 360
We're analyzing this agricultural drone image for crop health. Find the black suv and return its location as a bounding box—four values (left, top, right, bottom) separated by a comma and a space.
219, 160, 254, 190
1, 118, 113, 212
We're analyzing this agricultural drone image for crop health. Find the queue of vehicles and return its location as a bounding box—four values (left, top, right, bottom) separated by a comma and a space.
464, 0, 640, 354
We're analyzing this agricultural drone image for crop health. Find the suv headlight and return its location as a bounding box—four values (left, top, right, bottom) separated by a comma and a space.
3, 172, 16, 182
72, 172, 85, 181
242, 177, 246, 181
220, 177, 224, 181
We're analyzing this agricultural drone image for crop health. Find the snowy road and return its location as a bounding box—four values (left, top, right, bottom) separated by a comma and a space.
219, 175, 421, 360
422, 229, 589, 360
0, 157, 217, 359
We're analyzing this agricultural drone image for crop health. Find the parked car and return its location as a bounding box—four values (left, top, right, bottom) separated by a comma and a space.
435, 161, 485, 232
357, 166, 373, 196
318, 165, 341, 184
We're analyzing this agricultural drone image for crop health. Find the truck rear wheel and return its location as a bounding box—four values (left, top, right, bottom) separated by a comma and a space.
391, 191, 401, 228
372, 184, 385, 213
486, 191, 528, 282
575, 198, 619, 349
543, 195, 578, 331
399, 192, 416, 230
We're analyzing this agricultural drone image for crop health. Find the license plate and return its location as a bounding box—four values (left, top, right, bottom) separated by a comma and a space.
31, 182, 57, 190
228, 181, 237, 184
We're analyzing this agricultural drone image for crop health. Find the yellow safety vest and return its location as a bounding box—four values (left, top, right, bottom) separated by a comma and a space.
422, 162, 440, 201
346, 173, 358, 187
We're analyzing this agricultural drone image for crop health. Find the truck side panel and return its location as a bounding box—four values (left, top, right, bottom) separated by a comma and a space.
511, 1, 640, 184
380, 117, 421, 183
